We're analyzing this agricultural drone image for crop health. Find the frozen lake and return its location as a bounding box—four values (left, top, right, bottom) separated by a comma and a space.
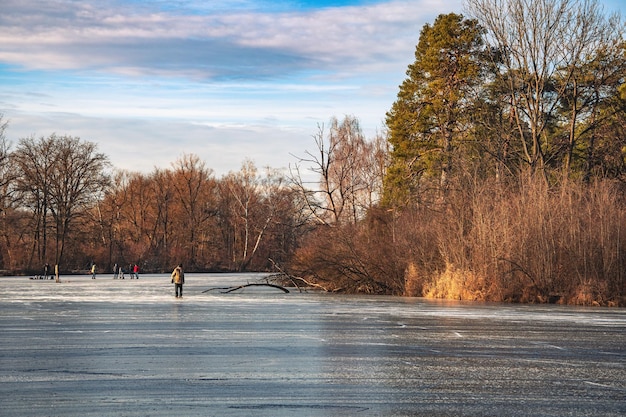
0, 273, 624, 416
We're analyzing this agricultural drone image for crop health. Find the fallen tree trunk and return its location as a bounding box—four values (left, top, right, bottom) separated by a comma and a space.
202, 283, 289, 294
222, 283, 290, 294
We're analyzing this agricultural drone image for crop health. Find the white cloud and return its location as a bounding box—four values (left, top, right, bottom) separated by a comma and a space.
0, 0, 466, 176
4, 110, 313, 177
0, 0, 459, 79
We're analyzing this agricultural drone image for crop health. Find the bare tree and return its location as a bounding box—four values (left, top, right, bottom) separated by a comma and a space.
93, 170, 131, 270
328, 116, 371, 224
170, 154, 216, 268
289, 123, 337, 225
13, 135, 58, 268
356, 129, 389, 214
148, 168, 175, 268
50, 136, 110, 266
466, 0, 622, 180
0, 114, 10, 191
221, 160, 287, 271
290, 116, 386, 226
0, 115, 20, 269
558, 30, 626, 180
15, 135, 110, 268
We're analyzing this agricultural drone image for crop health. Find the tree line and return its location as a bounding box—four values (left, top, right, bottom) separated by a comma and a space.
0, 115, 378, 276
0, 131, 295, 274
0, 0, 624, 305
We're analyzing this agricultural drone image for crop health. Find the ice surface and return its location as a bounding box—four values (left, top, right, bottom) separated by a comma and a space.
0, 274, 625, 416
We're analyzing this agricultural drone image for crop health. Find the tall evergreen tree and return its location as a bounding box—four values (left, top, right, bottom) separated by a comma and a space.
383, 13, 487, 207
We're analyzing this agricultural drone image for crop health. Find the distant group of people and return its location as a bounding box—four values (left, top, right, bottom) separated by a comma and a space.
32, 263, 57, 281
84, 263, 140, 279
40, 261, 185, 298
112, 263, 140, 279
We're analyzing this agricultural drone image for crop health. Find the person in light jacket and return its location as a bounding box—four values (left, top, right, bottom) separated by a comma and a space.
171, 264, 185, 298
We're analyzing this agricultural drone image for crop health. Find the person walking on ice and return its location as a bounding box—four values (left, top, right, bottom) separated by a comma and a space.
91, 263, 97, 279
171, 264, 184, 298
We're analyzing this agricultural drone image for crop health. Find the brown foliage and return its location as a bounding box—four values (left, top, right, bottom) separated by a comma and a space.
403, 177, 626, 305
290, 210, 405, 294
294, 176, 625, 306
1, 149, 299, 274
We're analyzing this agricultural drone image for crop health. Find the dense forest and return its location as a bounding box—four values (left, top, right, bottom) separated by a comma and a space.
1, 0, 625, 306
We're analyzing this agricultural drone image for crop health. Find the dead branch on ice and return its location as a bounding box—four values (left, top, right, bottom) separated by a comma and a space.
223, 283, 289, 293
202, 282, 289, 294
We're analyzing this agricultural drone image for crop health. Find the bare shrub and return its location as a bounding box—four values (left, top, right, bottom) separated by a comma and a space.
403, 262, 422, 297
571, 280, 607, 306
397, 176, 625, 305
289, 207, 408, 294
422, 262, 487, 301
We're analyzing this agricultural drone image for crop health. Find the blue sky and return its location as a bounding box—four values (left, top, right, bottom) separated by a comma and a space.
0, 0, 623, 177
